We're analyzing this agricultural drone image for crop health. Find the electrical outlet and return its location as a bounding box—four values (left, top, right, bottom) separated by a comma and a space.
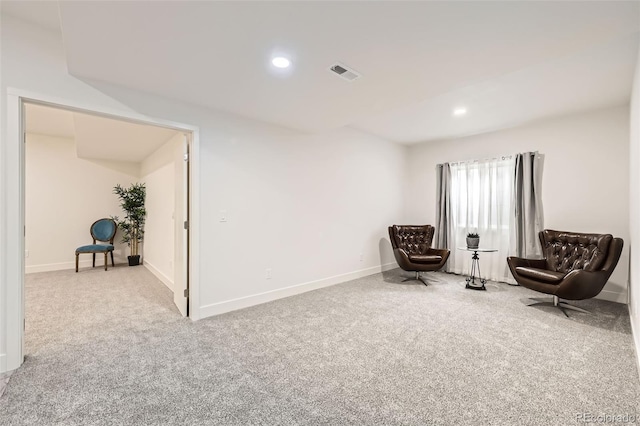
25, 249, 29, 258
219, 209, 228, 222
266, 268, 272, 279
359, 253, 363, 262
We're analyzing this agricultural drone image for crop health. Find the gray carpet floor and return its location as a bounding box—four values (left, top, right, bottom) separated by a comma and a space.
0, 266, 638, 425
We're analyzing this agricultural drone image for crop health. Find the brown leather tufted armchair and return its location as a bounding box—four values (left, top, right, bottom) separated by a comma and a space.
507, 229, 623, 316
388, 225, 450, 286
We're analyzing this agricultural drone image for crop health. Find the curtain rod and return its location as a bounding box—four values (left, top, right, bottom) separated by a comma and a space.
444, 151, 540, 166
449, 155, 512, 166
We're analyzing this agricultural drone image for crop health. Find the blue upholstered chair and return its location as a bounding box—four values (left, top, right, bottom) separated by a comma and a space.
75, 218, 117, 272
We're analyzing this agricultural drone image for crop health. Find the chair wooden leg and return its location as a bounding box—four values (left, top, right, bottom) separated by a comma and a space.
110, 251, 115, 267
92, 253, 95, 268
104, 252, 108, 271
75, 253, 79, 273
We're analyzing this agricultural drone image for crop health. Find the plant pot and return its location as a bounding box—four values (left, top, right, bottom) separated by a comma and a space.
466, 237, 479, 249
128, 255, 140, 266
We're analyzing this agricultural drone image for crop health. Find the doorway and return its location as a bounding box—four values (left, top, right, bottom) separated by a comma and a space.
3, 92, 200, 372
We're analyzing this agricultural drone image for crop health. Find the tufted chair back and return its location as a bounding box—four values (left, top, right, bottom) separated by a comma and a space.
539, 229, 612, 274
389, 225, 435, 255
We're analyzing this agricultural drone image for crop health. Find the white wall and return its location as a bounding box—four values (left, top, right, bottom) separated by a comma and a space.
629, 43, 640, 375
25, 133, 137, 272
195, 123, 404, 311
0, 16, 405, 370
406, 106, 630, 303
140, 133, 182, 290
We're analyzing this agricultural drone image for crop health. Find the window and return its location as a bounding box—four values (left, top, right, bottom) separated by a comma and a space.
449, 156, 515, 281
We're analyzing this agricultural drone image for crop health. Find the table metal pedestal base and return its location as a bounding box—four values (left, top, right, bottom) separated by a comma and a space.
465, 250, 486, 291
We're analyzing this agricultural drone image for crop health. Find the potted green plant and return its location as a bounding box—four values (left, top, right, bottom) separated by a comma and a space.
113, 183, 146, 266
466, 232, 480, 249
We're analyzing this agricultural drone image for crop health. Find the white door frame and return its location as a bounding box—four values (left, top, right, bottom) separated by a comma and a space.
2, 88, 202, 373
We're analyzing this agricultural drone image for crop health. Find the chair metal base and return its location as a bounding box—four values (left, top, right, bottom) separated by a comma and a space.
402, 271, 429, 287
527, 295, 590, 317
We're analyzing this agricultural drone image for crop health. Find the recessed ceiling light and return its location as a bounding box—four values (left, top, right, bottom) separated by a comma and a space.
453, 108, 467, 116
272, 57, 291, 68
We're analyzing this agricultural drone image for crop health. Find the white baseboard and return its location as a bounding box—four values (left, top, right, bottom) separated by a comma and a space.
26, 259, 115, 274
630, 311, 640, 383
0, 353, 6, 374
596, 289, 628, 304
144, 261, 173, 290
199, 262, 397, 318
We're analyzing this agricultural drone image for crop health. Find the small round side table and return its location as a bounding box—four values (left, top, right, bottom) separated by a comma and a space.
456, 247, 498, 291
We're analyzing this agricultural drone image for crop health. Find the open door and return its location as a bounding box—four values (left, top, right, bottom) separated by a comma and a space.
173, 133, 189, 316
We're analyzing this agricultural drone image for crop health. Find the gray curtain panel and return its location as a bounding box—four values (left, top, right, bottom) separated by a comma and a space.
513, 152, 544, 257
434, 163, 452, 270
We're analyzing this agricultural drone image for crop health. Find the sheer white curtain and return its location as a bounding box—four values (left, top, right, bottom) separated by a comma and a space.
449, 157, 515, 282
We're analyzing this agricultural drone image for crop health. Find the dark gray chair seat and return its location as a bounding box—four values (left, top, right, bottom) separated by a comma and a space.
408, 254, 443, 264
514, 266, 565, 284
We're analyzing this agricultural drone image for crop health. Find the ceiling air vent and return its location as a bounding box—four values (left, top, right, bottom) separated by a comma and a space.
329, 62, 361, 82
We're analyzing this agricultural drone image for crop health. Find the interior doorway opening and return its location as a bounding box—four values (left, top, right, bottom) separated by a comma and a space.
23, 101, 192, 315
3, 93, 200, 373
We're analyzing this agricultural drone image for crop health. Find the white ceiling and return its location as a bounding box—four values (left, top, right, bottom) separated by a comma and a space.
354, 33, 640, 143
24, 103, 75, 139
5, 1, 640, 144
0, 0, 61, 32
25, 103, 180, 163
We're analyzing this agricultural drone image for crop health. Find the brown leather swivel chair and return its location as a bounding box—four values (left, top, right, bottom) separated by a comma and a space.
507, 229, 623, 316
388, 225, 450, 286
